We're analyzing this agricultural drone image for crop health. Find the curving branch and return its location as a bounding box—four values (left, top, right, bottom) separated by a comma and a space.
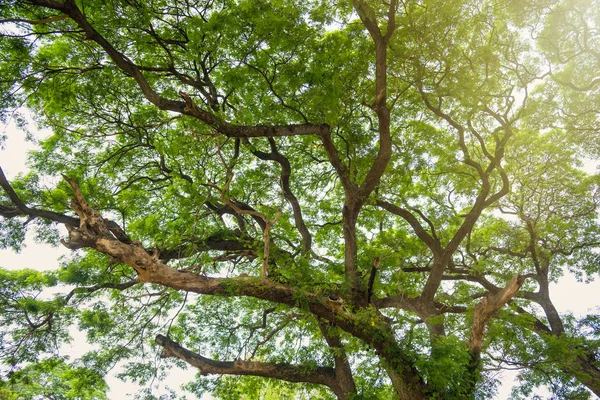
245, 138, 312, 254
63, 279, 139, 303
27, 0, 329, 139
507, 307, 600, 397
319, 130, 355, 194
376, 200, 442, 254
0, 166, 131, 243
0, 165, 260, 263
206, 199, 268, 231
318, 320, 357, 397
324, 0, 398, 306
0, 167, 79, 226
155, 334, 353, 398
403, 100, 513, 302
352, 0, 396, 204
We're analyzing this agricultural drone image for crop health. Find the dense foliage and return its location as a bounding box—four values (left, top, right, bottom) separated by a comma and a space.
1, 0, 599, 398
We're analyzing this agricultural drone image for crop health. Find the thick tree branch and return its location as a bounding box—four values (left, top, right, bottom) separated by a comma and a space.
155, 334, 347, 397
374, 293, 423, 313
50, 176, 427, 397
375, 295, 467, 315
411, 105, 511, 302
465, 274, 525, 393
508, 307, 600, 397
352, 0, 396, 204
329, 0, 398, 306
320, 131, 355, 194
0, 166, 131, 243
0, 167, 78, 226
469, 275, 525, 358
376, 200, 442, 254
27, 0, 329, 139
318, 321, 357, 398
157, 236, 256, 262
0, 14, 68, 25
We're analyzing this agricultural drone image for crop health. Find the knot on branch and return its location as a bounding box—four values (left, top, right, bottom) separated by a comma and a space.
179, 91, 199, 114
61, 226, 96, 249
159, 347, 176, 358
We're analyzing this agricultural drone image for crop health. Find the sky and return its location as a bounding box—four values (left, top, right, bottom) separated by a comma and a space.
1, 117, 599, 399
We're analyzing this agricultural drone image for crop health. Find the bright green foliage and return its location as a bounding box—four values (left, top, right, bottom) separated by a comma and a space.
0, 358, 108, 400
0, 0, 599, 399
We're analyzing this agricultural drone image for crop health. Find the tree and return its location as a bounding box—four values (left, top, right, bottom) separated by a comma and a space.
0, 0, 599, 398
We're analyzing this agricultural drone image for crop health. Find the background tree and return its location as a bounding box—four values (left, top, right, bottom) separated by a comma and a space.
0, 0, 599, 398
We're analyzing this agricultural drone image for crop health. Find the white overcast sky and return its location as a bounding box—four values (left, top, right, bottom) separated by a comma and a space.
1, 116, 598, 399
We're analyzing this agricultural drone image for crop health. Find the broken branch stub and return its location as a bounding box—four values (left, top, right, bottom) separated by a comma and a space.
469, 274, 525, 356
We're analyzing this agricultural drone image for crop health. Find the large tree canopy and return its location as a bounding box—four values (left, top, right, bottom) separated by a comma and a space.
1, 0, 599, 398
